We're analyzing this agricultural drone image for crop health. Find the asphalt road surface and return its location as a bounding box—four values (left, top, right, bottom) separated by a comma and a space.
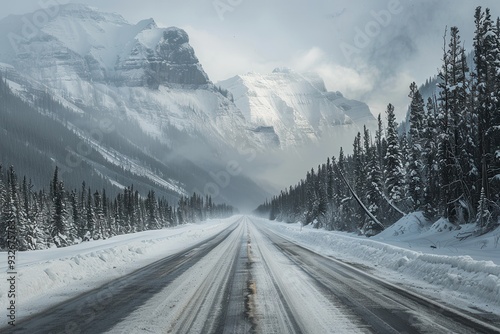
7, 216, 500, 333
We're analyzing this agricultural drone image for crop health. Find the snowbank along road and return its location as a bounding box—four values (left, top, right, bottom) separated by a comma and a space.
6, 216, 500, 334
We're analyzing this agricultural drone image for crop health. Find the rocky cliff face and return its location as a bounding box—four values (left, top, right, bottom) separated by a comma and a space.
0, 4, 209, 89
115, 27, 209, 88
218, 68, 377, 150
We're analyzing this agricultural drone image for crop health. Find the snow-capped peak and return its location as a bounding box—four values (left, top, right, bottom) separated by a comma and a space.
218, 70, 377, 149
0, 4, 209, 88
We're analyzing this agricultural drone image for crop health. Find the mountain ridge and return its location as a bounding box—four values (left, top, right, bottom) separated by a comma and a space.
0, 4, 378, 208
218, 68, 377, 150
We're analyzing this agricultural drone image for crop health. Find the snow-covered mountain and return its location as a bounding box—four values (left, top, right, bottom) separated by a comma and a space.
218, 68, 377, 150
0, 4, 377, 207
1, 4, 209, 87
0, 4, 266, 155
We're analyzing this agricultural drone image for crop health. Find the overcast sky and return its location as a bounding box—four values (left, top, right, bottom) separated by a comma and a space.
3, 0, 500, 120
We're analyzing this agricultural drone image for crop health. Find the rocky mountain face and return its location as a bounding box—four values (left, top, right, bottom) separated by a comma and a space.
1, 5, 265, 156
0, 4, 377, 208
218, 68, 377, 150
1, 4, 208, 88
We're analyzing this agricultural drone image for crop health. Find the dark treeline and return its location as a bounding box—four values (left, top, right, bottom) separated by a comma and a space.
256, 7, 500, 236
0, 165, 235, 251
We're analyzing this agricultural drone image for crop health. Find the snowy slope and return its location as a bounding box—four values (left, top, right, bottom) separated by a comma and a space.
218, 68, 377, 149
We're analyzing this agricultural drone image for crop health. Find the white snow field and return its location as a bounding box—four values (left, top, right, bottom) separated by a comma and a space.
1, 214, 499, 332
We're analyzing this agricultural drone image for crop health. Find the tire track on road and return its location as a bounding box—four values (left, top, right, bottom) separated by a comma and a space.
257, 220, 500, 334
220, 219, 255, 334
247, 217, 365, 333
8, 219, 241, 334
105, 216, 254, 334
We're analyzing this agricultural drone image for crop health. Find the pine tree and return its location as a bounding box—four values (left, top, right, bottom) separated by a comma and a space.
336, 148, 347, 203
375, 114, 386, 178
384, 104, 404, 204
0, 166, 6, 249
177, 196, 186, 224
437, 26, 468, 223
335, 148, 355, 230
93, 190, 105, 239
30, 189, 47, 249
114, 194, 125, 234
326, 157, 334, 202
317, 164, 328, 228
352, 132, 365, 201
85, 188, 95, 240
134, 190, 143, 230
399, 133, 410, 206
102, 188, 112, 238
70, 190, 84, 241
422, 97, 440, 219
489, 16, 500, 208
146, 190, 159, 230
51, 180, 68, 247
407, 82, 425, 210
305, 168, 319, 225
365, 146, 384, 224
6, 167, 22, 250
22, 177, 38, 250
477, 186, 492, 229
473, 7, 497, 224
35, 189, 51, 248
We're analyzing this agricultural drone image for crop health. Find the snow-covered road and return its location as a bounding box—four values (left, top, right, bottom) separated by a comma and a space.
252, 218, 500, 334
5, 216, 500, 333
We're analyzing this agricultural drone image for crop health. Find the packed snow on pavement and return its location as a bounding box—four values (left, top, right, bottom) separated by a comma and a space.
256, 213, 500, 317
0, 217, 236, 321
1, 213, 499, 323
